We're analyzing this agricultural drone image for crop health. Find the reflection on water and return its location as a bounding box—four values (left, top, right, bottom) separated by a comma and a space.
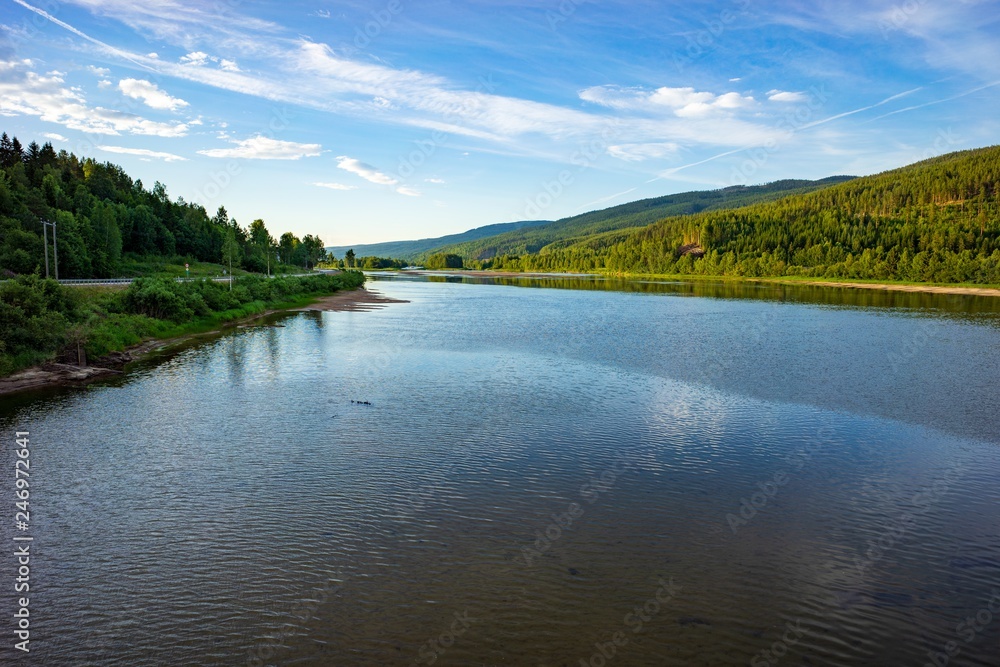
1, 276, 998, 666
404, 271, 1000, 320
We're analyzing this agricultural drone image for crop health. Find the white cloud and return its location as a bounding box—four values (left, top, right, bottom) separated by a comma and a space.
198, 135, 322, 159
580, 85, 755, 117
336, 155, 398, 185
180, 51, 241, 72
424, 178, 446, 184
312, 9, 331, 19
43, 132, 68, 142
0, 60, 188, 137
313, 182, 357, 190
768, 90, 807, 103
86, 65, 110, 76
97, 145, 187, 161
97, 79, 112, 89
336, 156, 422, 195
119, 78, 189, 111
180, 51, 211, 66
607, 142, 680, 162
147, 52, 159, 59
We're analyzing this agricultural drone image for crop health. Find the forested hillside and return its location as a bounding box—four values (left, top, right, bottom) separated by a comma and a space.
0, 132, 324, 278
483, 147, 1000, 284
326, 219, 550, 261
428, 177, 854, 261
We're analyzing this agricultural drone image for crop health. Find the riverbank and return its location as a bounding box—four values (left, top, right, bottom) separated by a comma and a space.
403, 269, 1000, 298
0, 287, 405, 397
746, 277, 1000, 297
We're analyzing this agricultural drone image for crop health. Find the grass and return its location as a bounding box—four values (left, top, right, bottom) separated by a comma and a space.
118, 255, 314, 279
0, 272, 365, 378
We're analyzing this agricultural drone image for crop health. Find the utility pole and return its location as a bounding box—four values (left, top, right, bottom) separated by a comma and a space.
42, 220, 49, 278
41, 219, 58, 280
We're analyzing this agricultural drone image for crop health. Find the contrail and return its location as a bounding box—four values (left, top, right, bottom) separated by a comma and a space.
11, 0, 154, 71
868, 81, 1000, 122
659, 86, 925, 177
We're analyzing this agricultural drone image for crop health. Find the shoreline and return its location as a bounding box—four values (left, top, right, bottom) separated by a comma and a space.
395, 269, 1000, 297
745, 278, 1000, 297
0, 287, 407, 397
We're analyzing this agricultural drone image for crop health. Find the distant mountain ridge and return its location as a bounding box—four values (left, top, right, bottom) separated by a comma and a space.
429, 177, 855, 261
327, 177, 854, 262
325, 219, 549, 260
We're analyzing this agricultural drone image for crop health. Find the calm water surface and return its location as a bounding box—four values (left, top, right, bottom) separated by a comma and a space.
1, 275, 999, 666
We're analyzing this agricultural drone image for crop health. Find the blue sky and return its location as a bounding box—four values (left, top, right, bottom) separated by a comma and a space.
1, 0, 999, 245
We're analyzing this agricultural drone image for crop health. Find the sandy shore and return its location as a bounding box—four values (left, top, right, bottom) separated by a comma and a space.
0, 287, 406, 397
750, 278, 1000, 297
292, 288, 409, 312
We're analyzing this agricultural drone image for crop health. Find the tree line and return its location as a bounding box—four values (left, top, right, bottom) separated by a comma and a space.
0, 132, 328, 279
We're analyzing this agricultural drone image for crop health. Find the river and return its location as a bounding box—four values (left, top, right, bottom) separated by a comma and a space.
1, 274, 998, 666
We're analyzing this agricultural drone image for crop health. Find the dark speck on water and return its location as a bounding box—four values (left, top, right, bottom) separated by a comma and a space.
678, 616, 712, 627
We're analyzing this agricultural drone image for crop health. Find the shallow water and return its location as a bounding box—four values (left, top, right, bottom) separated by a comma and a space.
1, 275, 998, 666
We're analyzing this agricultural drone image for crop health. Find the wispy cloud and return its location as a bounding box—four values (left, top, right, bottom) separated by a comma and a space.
336, 156, 399, 186
198, 135, 322, 160
43, 132, 68, 142
313, 182, 357, 191
580, 85, 755, 117
97, 145, 187, 161
52, 0, 282, 48
119, 78, 188, 111
180, 51, 211, 67
607, 142, 680, 162
768, 90, 807, 103
336, 156, 421, 196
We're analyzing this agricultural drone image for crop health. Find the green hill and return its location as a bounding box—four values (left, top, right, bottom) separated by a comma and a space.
485, 146, 1000, 284
325, 219, 550, 261
422, 177, 853, 261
